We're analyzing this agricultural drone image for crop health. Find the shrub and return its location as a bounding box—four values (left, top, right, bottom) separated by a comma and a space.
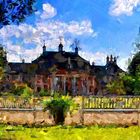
12, 82, 33, 98
106, 79, 126, 95
21, 85, 33, 99
39, 89, 50, 97
43, 95, 76, 124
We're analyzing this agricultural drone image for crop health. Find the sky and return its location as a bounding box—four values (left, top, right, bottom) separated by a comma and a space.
1, 0, 140, 71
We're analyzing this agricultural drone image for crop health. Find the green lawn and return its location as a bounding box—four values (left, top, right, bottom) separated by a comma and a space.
0, 125, 140, 140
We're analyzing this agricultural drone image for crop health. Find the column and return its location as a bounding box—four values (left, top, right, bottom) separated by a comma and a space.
41, 75, 44, 90
63, 76, 66, 95
86, 77, 89, 95
82, 77, 86, 96
51, 75, 54, 95
72, 77, 76, 96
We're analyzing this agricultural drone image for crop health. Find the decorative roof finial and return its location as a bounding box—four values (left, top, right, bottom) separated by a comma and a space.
43, 40, 45, 46
59, 36, 63, 44
42, 40, 46, 53
74, 39, 79, 48
58, 36, 63, 52
74, 39, 80, 55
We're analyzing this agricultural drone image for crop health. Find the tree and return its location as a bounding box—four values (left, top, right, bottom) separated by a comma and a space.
120, 73, 135, 95
0, 45, 5, 80
0, 67, 4, 80
115, 68, 140, 95
133, 65, 140, 95
129, 28, 140, 75
0, 0, 36, 28
106, 73, 126, 95
121, 28, 140, 95
128, 52, 140, 76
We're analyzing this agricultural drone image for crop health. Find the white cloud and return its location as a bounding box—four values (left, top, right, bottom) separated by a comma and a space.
0, 20, 95, 62
67, 20, 94, 35
79, 51, 107, 65
40, 3, 57, 19
0, 19, 95, 62
0, 3, 96, 63
117, 57, 129, 71
79, 51, 129, 71
109, 0, 140, 16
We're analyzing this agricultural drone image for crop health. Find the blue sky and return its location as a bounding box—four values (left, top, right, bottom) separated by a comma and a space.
1, 0, 140, 71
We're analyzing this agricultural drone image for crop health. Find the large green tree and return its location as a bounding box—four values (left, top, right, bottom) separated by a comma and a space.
0, 0, 36, 28
0, 45, 5, 79
128, 51, 140, 76
123, 29, 140, 95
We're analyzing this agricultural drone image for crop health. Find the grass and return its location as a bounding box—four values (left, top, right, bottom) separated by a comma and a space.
0, 125, 140, 140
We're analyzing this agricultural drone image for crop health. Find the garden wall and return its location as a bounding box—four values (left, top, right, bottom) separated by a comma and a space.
0, 110, 140, 126
65, 111, 140, 126
0, 110, 55, 126
83, 112, 139, 126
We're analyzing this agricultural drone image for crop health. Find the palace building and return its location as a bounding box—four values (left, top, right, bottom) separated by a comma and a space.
0, 42, 123, 95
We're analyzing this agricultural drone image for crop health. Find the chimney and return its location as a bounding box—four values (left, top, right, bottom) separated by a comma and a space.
110, 55, 113, 62
106, 56, 109, 64
114, 56, 117, 64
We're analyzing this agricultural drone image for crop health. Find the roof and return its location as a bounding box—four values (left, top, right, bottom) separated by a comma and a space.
8, 63, 36, 74
7, 50, 124, 77
92, 61, 124, 80
32, 51, 91, 74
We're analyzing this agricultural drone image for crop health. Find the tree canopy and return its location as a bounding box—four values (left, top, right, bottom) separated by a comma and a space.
0, 0, 36, 28
128, 52, 140, 75
0, 45, 5, 79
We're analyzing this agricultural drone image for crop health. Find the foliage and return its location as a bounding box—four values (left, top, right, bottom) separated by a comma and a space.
0, 125, 140, 140
119, 73, 135, 95
121, 66, 140, 95
0, 0, 36, 28
39, 89, 50, 97
106, 73, 126, 95
43, 95, 75, 115
0, 67, 4, 80
0, 45, 5, 80
133, 65, 140, 95
12, 82, 33, 98
106, 69, 140, 95
126, 47, 140, 94
43, 95, 77, 123
128, 52, 140, 75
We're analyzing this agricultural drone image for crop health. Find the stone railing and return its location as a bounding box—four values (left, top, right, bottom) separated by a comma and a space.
0, 96, 44, 110
82, 96, 140, 111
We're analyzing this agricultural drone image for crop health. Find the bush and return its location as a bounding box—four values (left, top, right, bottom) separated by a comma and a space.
39, 89, 50, 97
21, 85, 33, 99
106, 74, 126, 95
12, 82, 33, 98
43, 95, 76, 124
